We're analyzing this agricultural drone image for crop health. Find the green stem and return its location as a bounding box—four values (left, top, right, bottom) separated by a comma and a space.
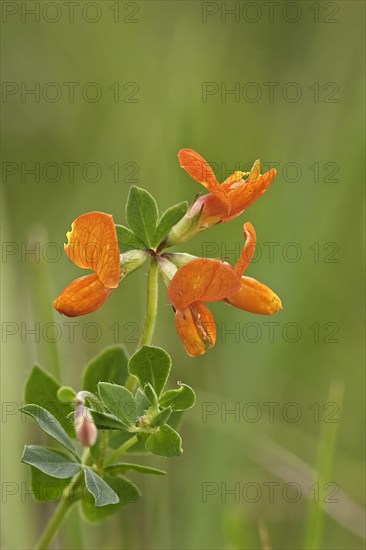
34, 451, 91, 550
105, 435, 138, 467
35, 491, 74, 550
125, 256, 159, 393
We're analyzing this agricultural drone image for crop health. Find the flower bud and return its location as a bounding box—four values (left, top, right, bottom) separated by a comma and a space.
74, 404, 97, 447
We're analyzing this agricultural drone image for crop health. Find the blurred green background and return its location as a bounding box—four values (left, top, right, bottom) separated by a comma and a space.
1, 1, 364, 549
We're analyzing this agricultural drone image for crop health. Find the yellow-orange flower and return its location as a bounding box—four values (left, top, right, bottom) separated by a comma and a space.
53, 212, 120, 317
178, 148, 277, 227
167, 222, 282, 356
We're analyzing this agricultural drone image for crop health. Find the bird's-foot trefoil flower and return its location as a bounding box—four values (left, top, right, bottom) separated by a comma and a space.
167, 222, 282, 356
165, 149, 277, 246
53, 211, 147, 317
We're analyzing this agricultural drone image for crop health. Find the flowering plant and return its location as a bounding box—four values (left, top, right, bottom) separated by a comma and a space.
21, 148, 282, 549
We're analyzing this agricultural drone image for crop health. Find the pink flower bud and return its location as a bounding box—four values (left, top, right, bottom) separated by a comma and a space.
74, 405, 97, 447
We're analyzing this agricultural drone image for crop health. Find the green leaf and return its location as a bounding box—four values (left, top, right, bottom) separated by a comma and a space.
159, 384, 196, 411
115, 224, 146, 253
30, 467, 71, 502
149, 407, 172, 428
24, 365, 73, 436
143, 383, 159, 408
83, 346, 129, 394
128, 345, 171, 397
20, 404, 79, 460
105, 463, 166, 476
22, 445, 81, 478
167, 411, 184, 430
89, 410, 129, 431
98, 383, 137, 427
135, 388, 150, 416
146, 425, 183, 457
84, 468, 119, 507
81, 474, 140, 522
126, 186, 158, 246
153, 202, 188, 247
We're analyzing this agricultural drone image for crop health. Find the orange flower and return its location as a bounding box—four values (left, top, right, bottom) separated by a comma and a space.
167, 222, 282, 356
178, 148, 277, 227
53, 212, 121, 317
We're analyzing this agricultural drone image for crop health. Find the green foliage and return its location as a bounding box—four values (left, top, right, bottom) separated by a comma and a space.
84, 467, 119, 507
149, 407, 172, 428
159, 383, 196, 411
83, 346, 129, 394
126, 186, 159, 246
89, 410, 129, 431
115, 224, 146, 253
20, 404, 79, 460
128, 345, 171, 397
81, 475, 140, 522
22, 446, 81, 478
30, 467, 71, 502
146, 425, 183, 457
104, 463, 166, 476
154, 202, 188, 247
98, 382, 137, 427
24, 366, 73, 435
57, 386, 76, 404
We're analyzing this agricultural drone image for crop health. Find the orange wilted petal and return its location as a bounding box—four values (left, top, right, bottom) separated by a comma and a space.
234, 222, 256, 276
53, 274, 113, 317
64, 212, 120, 289
168, 258, 240, 310
175, 302, 216, 356
178, 149, 230, 209
225, 276, 282, 315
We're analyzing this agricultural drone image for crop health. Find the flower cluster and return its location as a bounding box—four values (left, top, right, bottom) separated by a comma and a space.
54, 148, 282, 356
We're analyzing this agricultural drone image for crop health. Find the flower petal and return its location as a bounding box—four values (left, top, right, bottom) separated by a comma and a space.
53, 274, 113, 317
178, 149, 230, 208
234, 222, 256, 276
222, 165, 277, 221
175, 302, 216, 357
168, 258, 240, 310
224, 276, 282, 315
64, 212, 120, 288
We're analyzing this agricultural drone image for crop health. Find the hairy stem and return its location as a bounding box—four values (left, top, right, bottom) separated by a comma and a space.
126, 256, 159, 393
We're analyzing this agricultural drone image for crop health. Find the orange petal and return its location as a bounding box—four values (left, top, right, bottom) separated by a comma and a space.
234, 222, 256, 276
64, 212, 120, 288
168, 258, 240, 310
178, 149, 230, 209
53, 274, 113, 317
224, 276, 282, 315
222, 166, 277, 221
175, 302, 216, 357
